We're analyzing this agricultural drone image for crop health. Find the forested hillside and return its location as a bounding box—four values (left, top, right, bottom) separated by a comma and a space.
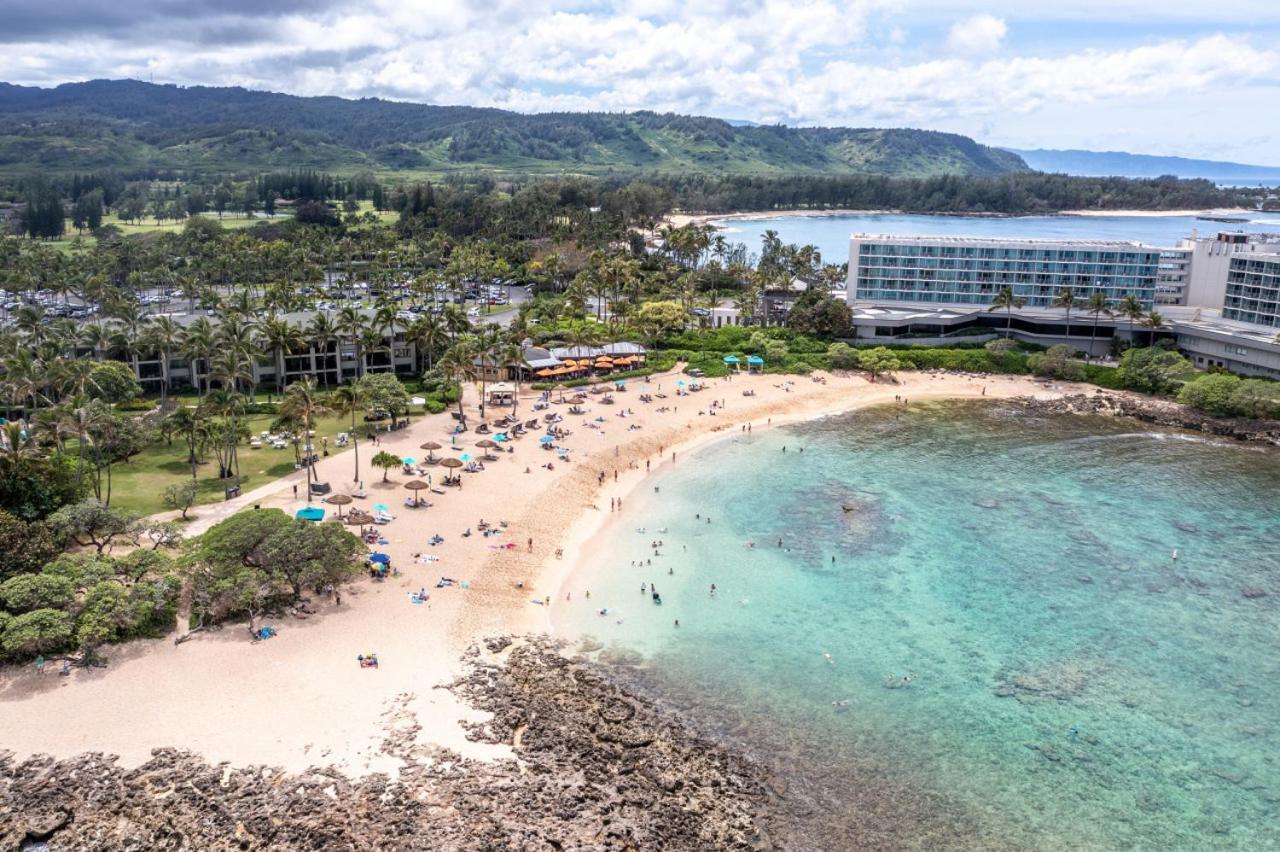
0, 80, 1028, 178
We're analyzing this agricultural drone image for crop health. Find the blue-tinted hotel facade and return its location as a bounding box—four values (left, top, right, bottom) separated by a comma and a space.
848, 235, 1162, 309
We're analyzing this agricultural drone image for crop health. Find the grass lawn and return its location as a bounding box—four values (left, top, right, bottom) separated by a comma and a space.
106, 411, 362, 516
49, 212, 282, 252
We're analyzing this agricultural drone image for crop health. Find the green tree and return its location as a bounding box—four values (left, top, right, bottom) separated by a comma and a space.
1027, 344, 1085, 381
0, 511, 62, 579
330, 379, 370, 483
0, 573, 76, 613
360, 372, 411, 428
277, 377, 330, 502
48, 501, 138, 553
1086, 292, 1112, 358
1116, 347, 1196, 395
1228, 379, 1280, 420
1116, 294, 1145, 347
371, 450, 401, 482
988, 287, 1026, 338
859, 347, 902, 382
2, 609, 72, 658
1177, 374, 1240, 416
1054, 287, 1076, 342
826, 342, 860, 370
163, 481, 199, 519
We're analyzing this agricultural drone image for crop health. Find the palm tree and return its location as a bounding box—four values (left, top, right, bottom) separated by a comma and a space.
1143, 310, 1165, 346
1116, 294, 1145, 348
181, 317, 216, 397
141, 315, 185, 397
1054, 287, 1076, 347
1086, 292, 1112, 360
278, 376, 330, 503
306, 312, 341, 386
330, 378, 369, 483
77, 322, 114, 361
406, 313, 448, 373
208, 350, 255, 482
259, 315, 305, 392
437, 340, 478, 427
988, 287, 1026, 338
336, 306, 367, 378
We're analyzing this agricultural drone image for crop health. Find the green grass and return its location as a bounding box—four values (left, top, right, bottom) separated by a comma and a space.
50, 211, 275, 251
105, 411, 358, 516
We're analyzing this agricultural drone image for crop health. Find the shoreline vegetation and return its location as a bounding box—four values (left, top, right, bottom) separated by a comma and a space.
664, 206, 1261, 228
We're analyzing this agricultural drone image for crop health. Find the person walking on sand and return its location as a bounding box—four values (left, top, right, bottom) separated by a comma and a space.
527, 537, 533, 553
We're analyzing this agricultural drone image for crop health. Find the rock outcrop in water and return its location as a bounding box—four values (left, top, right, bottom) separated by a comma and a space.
0, 640, 775, 851
1019, 393, 1280, 446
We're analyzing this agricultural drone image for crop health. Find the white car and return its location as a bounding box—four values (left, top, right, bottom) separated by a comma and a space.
466, 308, 480, 318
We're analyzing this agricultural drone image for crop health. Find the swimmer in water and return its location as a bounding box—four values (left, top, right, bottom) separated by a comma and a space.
1172, 548, 1179, 561
822, 652, 834, 664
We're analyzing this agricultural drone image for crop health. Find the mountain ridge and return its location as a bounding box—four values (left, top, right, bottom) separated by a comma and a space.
1011, 148, 1280, 182
0, 79, 1027, 178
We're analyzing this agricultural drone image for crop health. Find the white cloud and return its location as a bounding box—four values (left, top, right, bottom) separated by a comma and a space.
4, 2, 1280, 160
945, 14, 1007, 54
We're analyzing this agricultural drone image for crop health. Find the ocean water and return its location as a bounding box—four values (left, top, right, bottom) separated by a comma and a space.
561, 401, 1280, 849
710, 212, 1280, 267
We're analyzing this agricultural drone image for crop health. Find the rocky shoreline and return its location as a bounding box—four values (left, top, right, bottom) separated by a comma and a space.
0, 639, 777, 851
1018, 392, 1280, 447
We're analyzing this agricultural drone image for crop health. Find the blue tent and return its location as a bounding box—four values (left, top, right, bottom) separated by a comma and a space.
723, 355, 741, 364
295, 507, 325, 522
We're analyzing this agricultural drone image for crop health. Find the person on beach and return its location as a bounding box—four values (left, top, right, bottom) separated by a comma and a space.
709, 583, 717, 596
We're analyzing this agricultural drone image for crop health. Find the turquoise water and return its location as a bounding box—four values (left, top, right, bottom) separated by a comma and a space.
563, 402, 1280, 849
710, 212, 1280, 267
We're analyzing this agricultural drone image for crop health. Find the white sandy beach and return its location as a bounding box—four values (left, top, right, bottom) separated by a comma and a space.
0, 368, 1079, 775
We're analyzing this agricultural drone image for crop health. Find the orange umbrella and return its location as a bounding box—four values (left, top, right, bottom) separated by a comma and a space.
536, 368, 555, 377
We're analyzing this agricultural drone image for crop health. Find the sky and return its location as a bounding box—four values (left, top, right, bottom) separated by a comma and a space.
6, 0, 1280, 163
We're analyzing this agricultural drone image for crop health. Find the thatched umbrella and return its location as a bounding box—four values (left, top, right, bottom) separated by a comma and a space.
403, 479, 430, 507
327, 493, 353, 518
553, 382, 567, 403
475, 439, 498, 460
440, 456, 463, 486
345, 509, 374, 529
420, 441, 442, 463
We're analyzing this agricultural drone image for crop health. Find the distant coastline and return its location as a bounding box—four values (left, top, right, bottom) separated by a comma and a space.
665, 207, 1259, 228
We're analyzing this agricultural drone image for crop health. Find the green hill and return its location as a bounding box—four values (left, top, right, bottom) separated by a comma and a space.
0, 79, 1028, 178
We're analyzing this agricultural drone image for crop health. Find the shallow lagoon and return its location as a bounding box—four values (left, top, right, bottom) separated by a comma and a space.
566, 401, 1280, 849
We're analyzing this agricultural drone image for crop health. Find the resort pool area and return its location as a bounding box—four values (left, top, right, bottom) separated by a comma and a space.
561, 401, 1280, 849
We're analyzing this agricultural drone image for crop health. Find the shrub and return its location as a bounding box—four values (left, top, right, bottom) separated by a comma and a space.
424, 399, 447, 414
115, 398, 157, 412
1116, 347, 1196, 395
1178, 374, 1241, 416
1027, 345, 1086, 381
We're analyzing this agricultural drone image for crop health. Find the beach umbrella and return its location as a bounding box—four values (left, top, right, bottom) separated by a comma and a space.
460, 453, 473, 462
373, 503, 389, 513
476, 439, 497, 460
369, 553, 391, 565
539, 436, 555, 444
403, 479, 429, 506
493, 433, 508, 442
327, 492, 353, 518
402, 456, 416, 465
345, 509, 374, 526
420, 441, 442, 463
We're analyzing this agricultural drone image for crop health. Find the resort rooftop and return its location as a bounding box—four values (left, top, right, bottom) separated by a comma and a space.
852, 233, 1168, 250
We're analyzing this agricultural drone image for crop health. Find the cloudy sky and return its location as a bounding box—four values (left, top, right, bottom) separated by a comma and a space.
7, 0, 1280, 163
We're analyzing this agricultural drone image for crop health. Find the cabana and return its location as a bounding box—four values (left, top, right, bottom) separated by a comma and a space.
295, 506, 325, 522
486, 383, 515, 407
747, 355, 765, 373
723, 355, 742, 371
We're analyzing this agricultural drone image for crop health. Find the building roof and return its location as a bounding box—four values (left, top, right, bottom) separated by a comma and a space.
852, 233, 1167, 251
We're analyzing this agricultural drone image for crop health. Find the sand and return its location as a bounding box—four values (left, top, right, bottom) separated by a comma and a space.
0, 367, 1076, 775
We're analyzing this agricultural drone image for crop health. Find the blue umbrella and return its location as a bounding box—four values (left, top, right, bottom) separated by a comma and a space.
460, 453, 473, 461
676, 380, 685, 386
539, 436, 554, 444
369, 553, 391, 564
402, 456, 416, 464
494, 433, 508, 442
373, 503, 389, 512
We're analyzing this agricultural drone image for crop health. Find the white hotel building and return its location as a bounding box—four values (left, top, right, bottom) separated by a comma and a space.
843, 230, 1280, 378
